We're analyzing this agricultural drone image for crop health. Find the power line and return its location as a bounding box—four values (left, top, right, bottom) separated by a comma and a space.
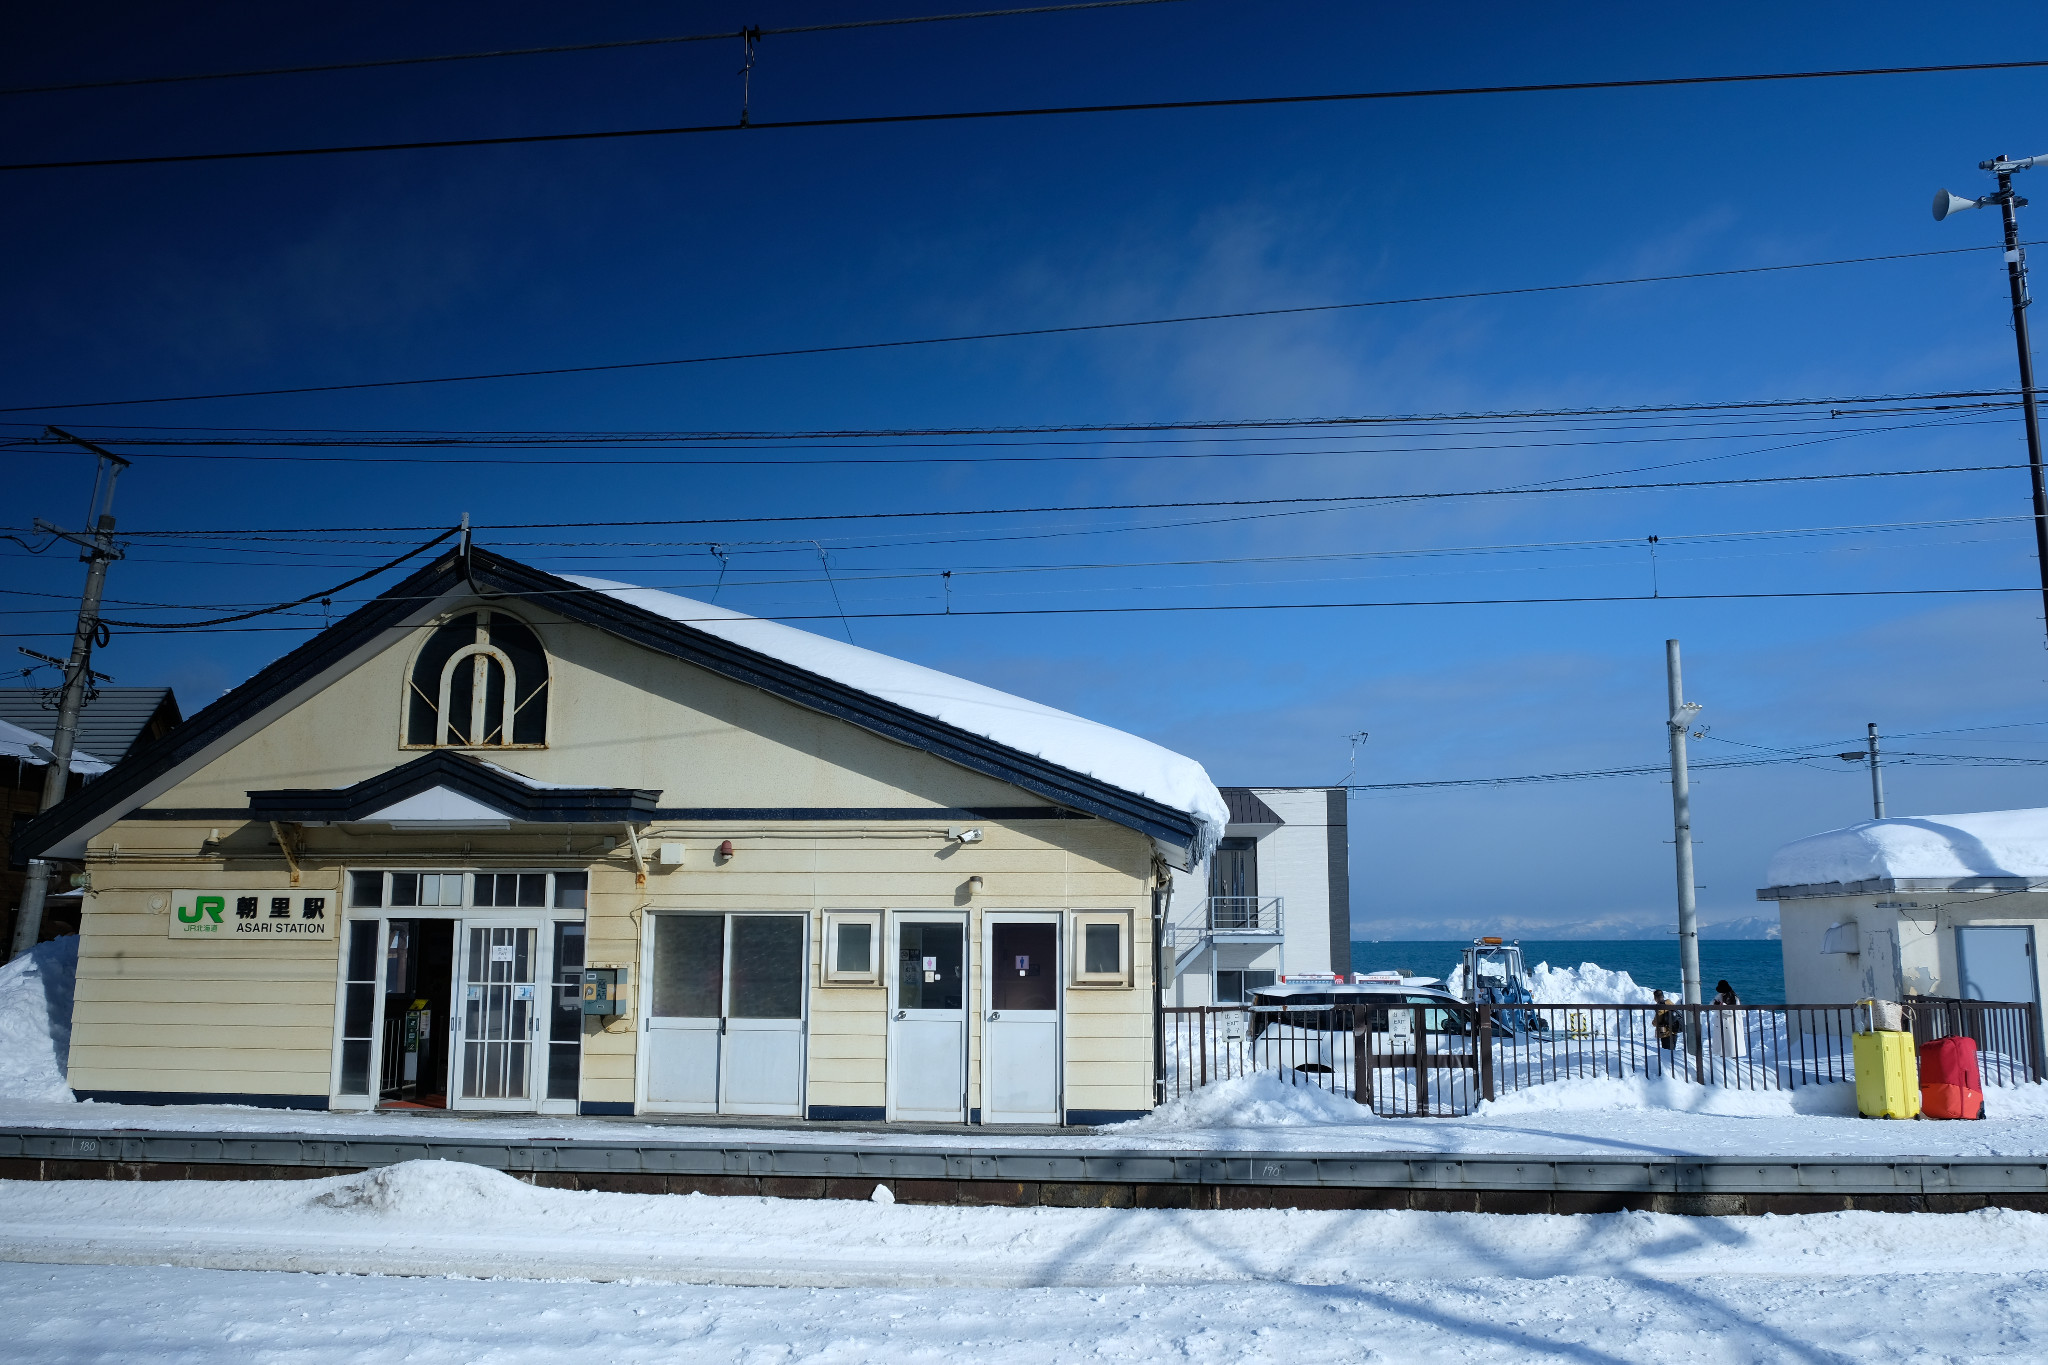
3, 584, 2033, 640
0, 246, 2025, 414
9, 56, 2048, 174
53, 463, 2034, 537
4, 389, 2022, 439
0, 2, 1188, 97
6, 416, 2009, 468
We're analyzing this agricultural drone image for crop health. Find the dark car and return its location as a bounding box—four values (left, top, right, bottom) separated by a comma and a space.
1248, 982, 1490, 1041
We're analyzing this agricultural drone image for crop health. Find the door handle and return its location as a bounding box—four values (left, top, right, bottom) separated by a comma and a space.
894, 1010, 907, 1020
988, 1011, 1001, 1021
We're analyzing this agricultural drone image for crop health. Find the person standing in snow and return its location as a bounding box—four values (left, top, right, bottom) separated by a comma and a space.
1710, 979, 1748, 1064
1652, 990, 1683, 1068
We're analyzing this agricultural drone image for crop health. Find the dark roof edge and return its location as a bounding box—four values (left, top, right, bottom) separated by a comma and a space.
1756, 875, 2048, 901
20, 545, 1199, 858
16, 550, 471, 859
248, 750, 660, 823
478, 552, 1198, 850
1220, 788, 1285, 826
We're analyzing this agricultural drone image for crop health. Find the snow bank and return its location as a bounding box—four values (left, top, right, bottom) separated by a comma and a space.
311, 1161, 551, 1218
1479, 1075, 1859, 1119
1109, 1073, 1369, 1132
567, 575, 1228, 856
1528, 960, 1657, 1005
1765, 807, 2048, 886
0, 936, 76, 1103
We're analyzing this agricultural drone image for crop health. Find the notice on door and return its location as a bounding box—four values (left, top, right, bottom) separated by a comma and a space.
169, 890, 335, 940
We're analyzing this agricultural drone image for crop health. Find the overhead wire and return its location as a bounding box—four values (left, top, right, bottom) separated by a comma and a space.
0, 1, 1191, 96
9, 56, 2048, 173
2, 248, 2028, 412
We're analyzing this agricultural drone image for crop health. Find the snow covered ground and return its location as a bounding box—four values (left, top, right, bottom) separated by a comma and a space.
8, 938, 2048, 1158
4, 1162, 2048, 1361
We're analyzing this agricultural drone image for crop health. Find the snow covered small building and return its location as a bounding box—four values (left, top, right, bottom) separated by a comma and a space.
1757, 808, 2048, 1024
1162, 786, 1351, 1006
13, 545, 1225, 1124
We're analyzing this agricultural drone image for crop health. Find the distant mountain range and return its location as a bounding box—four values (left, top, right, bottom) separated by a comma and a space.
1698, 916, 1781, 941
1356, 912, 1783, 941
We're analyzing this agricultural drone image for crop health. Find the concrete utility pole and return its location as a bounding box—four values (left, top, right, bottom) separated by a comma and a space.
1665, 640, 1704, 1008
1836, 723, 1887, 821
1934, 154, 2048, 647
9, 430, 128, 961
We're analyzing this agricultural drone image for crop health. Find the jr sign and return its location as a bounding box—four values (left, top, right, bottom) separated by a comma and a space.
170, 890, 335, 940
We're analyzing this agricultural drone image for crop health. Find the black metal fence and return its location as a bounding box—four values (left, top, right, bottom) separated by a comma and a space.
1161, 998, 2043, 1117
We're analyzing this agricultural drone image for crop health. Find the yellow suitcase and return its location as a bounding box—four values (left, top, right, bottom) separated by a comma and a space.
1854, 1030, 1921, 1119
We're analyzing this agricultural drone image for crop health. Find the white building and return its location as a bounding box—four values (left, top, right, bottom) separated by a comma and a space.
1758, 807, 2047, 1019
1162, 786, 1351, 1005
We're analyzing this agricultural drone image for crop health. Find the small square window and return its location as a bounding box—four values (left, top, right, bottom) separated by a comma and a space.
1071, 911, 1133, 987
822, 911, 882, 985
554, 872, 588, 909
349, 871, 383, 908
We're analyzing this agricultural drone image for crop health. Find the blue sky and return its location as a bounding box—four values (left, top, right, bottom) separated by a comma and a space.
9, 0, 2048, 938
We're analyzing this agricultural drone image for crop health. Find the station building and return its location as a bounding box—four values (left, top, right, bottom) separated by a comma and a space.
1759, 808, 2046, 1056
16, 545, 1225, 1124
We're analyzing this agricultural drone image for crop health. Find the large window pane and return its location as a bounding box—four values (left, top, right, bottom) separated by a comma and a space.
897, 922, 964, 1011
729, 916, 803, 1019
651, 915, 724, 1018
991, 922, 1056, 1012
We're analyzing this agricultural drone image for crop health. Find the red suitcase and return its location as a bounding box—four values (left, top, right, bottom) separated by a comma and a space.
1919, 1035, 1984, 1120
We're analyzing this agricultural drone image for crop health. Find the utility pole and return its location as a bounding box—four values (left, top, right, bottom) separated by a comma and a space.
1836, 722, 1888, 820
1934, 153, 2048, 646
1665, 640, 1704, 1009
9, 429, 128, 961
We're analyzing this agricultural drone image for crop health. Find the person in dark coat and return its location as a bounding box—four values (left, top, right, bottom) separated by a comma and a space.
1652, 989, 1683, 1058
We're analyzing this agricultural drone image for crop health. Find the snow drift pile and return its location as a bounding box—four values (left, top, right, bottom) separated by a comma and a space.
0, 935, 77, 1103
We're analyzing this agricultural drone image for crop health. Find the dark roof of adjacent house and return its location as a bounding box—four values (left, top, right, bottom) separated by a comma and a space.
1220, 788, 1285, 826
17, 546, 1205, 862
0, 688, 181, 762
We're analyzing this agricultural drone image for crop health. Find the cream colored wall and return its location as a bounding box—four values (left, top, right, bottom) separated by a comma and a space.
69, 856, 343, 1100
632, 814, 1155, 1116
1777, 892, 2048, 1005
149, 599, 1041, 812
72, 603, 1162, 1117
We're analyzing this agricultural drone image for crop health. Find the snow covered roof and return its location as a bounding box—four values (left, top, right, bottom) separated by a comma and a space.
567, 575, 1228, 857
0, 717, 110, 775
1760, 808, 2048, 897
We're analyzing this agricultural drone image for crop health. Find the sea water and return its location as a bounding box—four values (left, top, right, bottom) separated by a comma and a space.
1349, 939, 1786, 1006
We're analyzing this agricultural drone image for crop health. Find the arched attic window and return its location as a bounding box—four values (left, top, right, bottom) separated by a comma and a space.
405, 610, 550, 747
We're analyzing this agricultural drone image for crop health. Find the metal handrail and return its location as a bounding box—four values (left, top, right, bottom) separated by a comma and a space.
1158, 996, 2045, 1116
1202, 895, 1282, 932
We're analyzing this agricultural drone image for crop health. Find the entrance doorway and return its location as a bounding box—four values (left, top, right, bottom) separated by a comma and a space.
456, 922, 542, 1109
379, 919, 454, 1107
642, 913, 808, 1116
1957, 926, 2039, 1006
888, 912, 968, 1122
981, 914, 1061, 1124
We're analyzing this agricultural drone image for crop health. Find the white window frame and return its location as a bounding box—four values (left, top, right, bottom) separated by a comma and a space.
821, 910, 883, 985
1070, 910, 1134, 987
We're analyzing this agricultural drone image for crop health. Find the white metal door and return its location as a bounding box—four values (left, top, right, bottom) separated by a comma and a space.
645, 914, 724, 1112
1957, 926, 2039, 1003
644, 913, 808, 1116
888, 912, 968, 1122
720, 914, 807, 1116
982, 914, 1061, 1124
454, 922, 544, 1109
